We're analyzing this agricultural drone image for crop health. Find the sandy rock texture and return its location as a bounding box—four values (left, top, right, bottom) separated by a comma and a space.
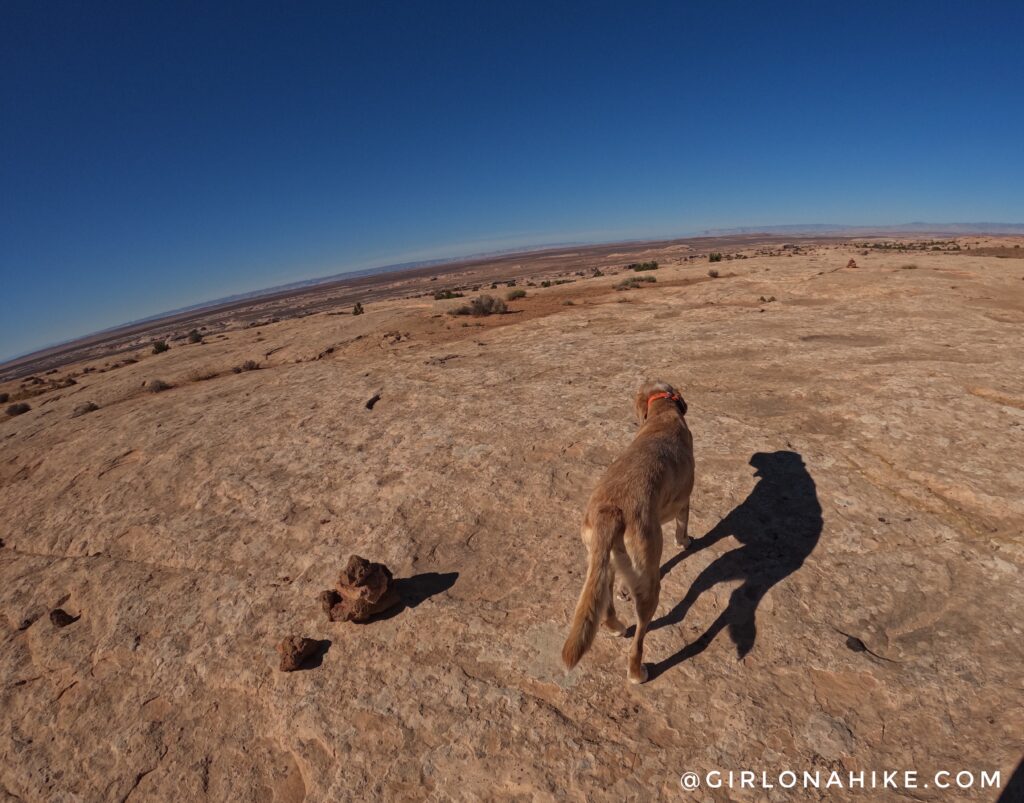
1, 241, 1023, 801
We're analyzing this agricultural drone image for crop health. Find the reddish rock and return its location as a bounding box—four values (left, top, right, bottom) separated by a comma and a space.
321, 555, 401, 622
276, 636, 320, 672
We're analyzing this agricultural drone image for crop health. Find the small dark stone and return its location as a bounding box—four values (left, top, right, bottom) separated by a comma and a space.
50, 609, 79, 628
845, 635, 867, 653
18, 614, 39, 631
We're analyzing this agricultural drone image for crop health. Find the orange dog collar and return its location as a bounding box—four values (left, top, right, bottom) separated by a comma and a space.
647, 391, 682, 409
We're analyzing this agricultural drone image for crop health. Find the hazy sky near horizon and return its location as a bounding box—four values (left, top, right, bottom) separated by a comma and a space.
2, 1, 1023, 360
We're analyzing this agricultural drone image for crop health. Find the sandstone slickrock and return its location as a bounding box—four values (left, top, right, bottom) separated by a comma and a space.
1, 240, 1022, 800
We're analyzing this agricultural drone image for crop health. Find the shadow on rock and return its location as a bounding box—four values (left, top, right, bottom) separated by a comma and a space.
998, 757, 1024, 803
650, 450, 822, 681
297, 639, 332, 670
365, 571, 459, 622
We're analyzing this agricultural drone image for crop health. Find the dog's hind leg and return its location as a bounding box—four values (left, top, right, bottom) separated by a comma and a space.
602, 568, 627, 636
675, 499, 692, 549
612, 544, 638, 604
627, 573, 660, 683
626, 525, 662, 684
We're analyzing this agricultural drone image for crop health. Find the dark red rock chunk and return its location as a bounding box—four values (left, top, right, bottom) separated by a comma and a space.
321, 555, 400, 623
276, 636, 321, 672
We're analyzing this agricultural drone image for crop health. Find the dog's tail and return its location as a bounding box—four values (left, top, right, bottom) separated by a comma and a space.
562, 506, 624, 670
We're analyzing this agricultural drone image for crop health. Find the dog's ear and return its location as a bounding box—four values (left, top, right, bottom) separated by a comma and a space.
633, 380, 659, 422
634, 386, 650, 422
676, 395, 688, 417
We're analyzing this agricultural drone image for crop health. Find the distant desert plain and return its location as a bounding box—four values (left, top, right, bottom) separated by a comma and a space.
2, 234, 1023, 800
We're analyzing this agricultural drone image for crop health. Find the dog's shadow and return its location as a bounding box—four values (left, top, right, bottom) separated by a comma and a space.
649, 450, 822, 681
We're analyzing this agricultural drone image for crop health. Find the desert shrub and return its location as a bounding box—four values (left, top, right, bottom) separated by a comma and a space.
707, 269, 720, 278
591, 268, 604, 277
506, 289, 527, 300
627, 261, 659, 272
562, 299, 575, 306
352, 302, 365, 315
232, 360, 260, 373
450, 295, 507, 316
540, 280, 552, 288
615, 276, 656, 290
709, 252, 723, 263
152, 340, 170, 354
6, 402, 30, 416
71, 401, 99, 418
146, 379, 171, 393
0, 392, 8, 404
900, 264, 918, 270
188, 368, 219, 382
188, 329, 203, 343
433, 289, 464, 300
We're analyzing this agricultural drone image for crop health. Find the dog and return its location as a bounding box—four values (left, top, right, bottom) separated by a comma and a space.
561, 380, 695, 683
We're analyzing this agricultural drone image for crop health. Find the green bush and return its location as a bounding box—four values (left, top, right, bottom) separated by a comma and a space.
506, 289, 527, 300
6, 402, 30, 416
352, 302, 365, 315
433, 289, 464, 300
187, 329, 203, 344
626, 261, 659, 272
709, 253, 723, 263
707, 269, 720, 278
152, 340, 170, 354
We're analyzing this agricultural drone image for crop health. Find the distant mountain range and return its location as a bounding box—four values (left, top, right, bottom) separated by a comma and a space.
115, 222, 1024, 330
94, 242, 585, 333
699, 222, 1024, 236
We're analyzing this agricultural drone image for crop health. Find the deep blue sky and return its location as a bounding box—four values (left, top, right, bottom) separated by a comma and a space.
2, 2, 1022, 360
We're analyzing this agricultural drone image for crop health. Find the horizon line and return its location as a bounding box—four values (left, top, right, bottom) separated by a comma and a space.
3, 220, 1023, 366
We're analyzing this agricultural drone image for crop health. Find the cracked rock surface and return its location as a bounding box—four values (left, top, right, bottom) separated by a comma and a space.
1, 243, 1022, 800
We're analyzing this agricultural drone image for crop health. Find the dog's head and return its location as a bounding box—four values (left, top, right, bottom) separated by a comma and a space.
634, 379, 687, 422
